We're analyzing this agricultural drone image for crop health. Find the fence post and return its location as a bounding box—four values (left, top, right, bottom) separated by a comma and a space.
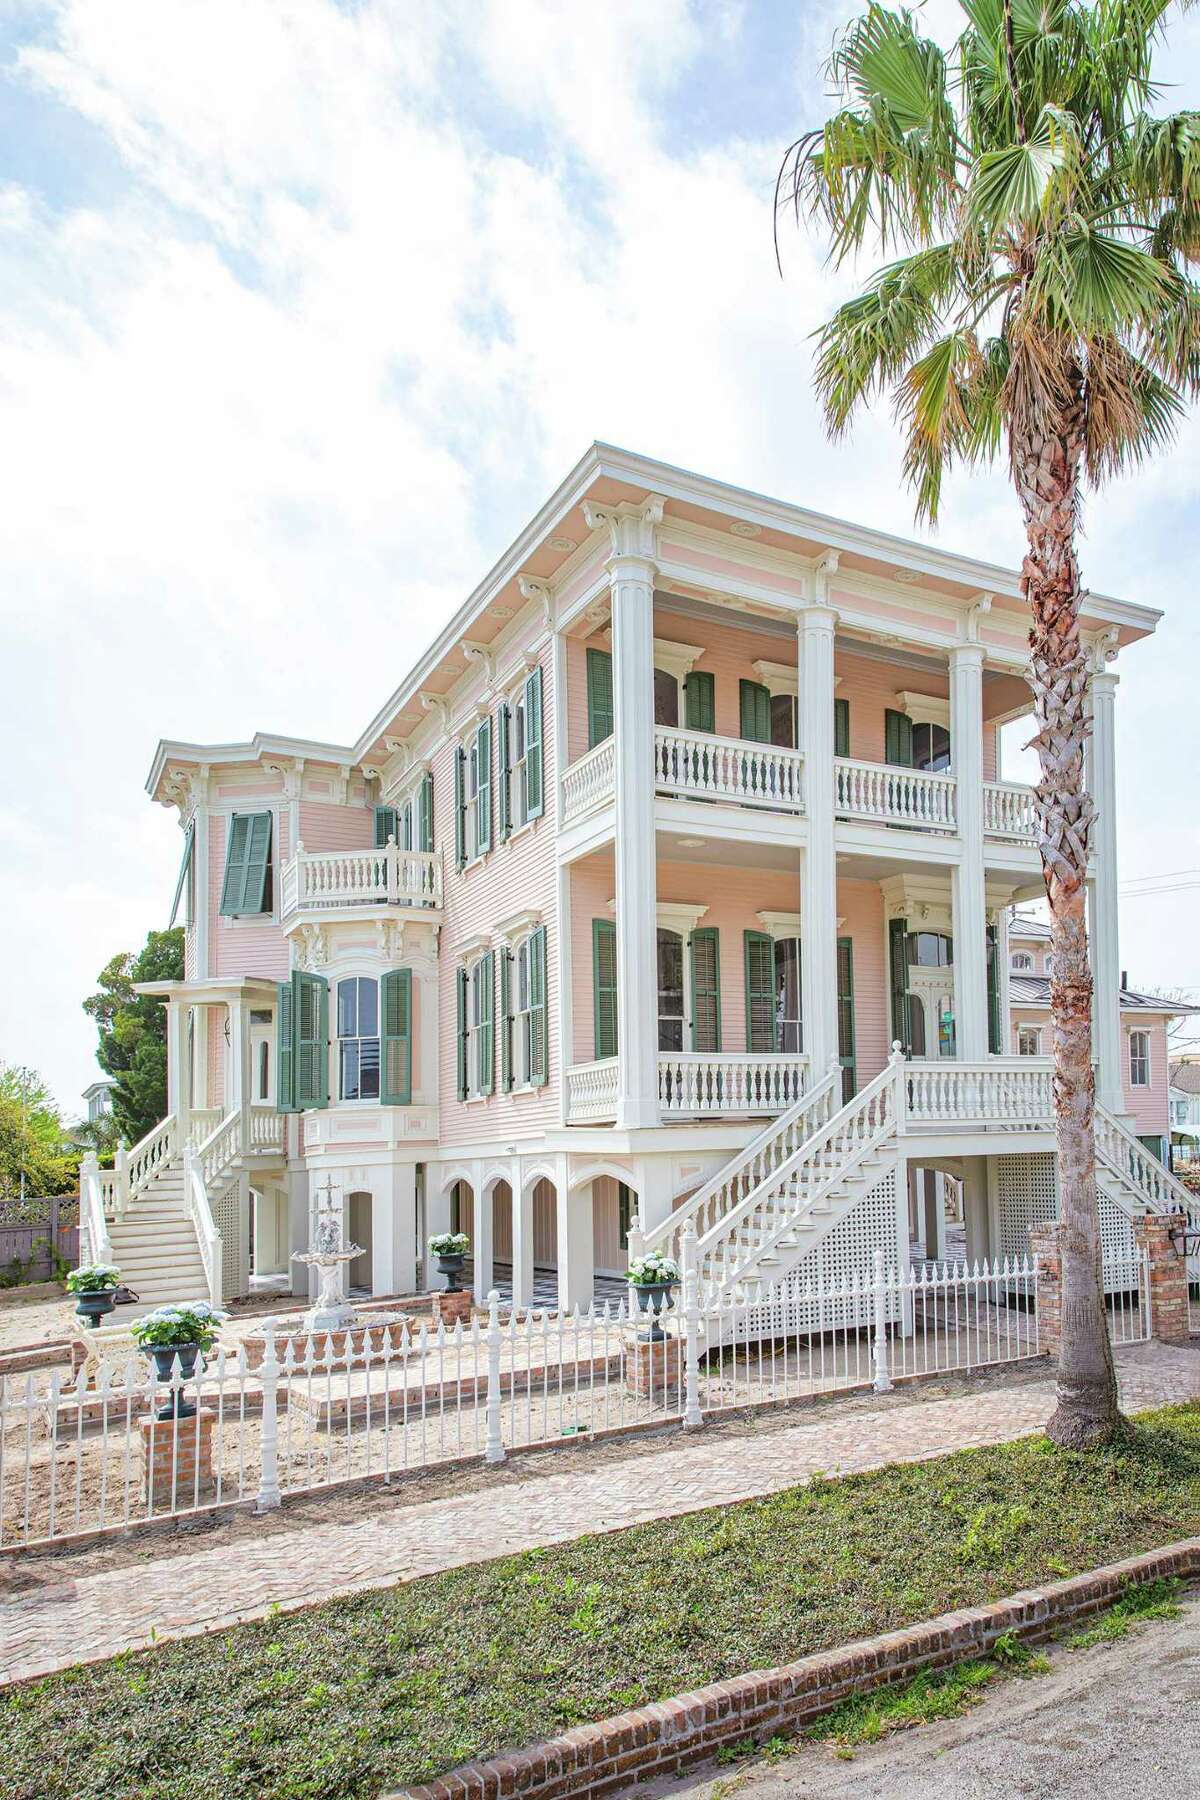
681, 1220, 703, 1430
255, 1325, 282, 1512
872, 1246, 893, 1393
484, 1288, 505, 1464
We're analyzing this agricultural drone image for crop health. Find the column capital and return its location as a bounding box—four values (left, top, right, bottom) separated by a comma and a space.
799, 602, 838, 635
949, 639, 986, 668
583, 493, 666, 562
1085, 625, 1120, 676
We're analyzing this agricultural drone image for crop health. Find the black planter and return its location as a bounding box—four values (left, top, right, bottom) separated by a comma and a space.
74, 1288, 117, 1329
436, 1252, 466, 1293
633, 1280, 678, 1341
148, 1342, 202, 1420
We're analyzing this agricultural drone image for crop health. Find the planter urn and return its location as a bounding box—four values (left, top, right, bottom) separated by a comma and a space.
436, 1252, 467, 1294
73, 1288, 117, 1330
633, 1280, 678, 1342
148, 1342, 202, 1420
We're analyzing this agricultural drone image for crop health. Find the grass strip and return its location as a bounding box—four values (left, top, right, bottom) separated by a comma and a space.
6, 1401, 1200, 1800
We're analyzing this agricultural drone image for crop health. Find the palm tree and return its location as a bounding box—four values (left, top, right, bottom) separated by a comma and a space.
779, 0, 1200, 1447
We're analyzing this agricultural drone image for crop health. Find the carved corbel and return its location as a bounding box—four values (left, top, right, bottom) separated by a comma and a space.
517, 574, 555, 630
265, 756, 306, 801
462, 640, 496, 690
582, 493, 666, 563
1086, 625, 1121, 675
419, 692, 451, 734
964, 593, 994, 643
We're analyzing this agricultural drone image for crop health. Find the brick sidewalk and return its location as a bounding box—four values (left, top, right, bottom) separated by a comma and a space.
1, 1343, 1196, 1688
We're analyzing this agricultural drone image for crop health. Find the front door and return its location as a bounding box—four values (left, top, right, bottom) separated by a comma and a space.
837, 937, 856, 1103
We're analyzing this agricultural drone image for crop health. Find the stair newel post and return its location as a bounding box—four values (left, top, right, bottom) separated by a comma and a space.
889, 1039, 906, 1130
114, 1141, 129, 1221
680, 1220, 703, 1431
872, 1245, 893, 1394
626, 1212, 645, 1323
254, 1325, 282, 1512
484, 1288, 506, 1465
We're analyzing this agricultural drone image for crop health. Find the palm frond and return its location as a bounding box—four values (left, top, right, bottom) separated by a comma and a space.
811, 243, 967, 432
1028, 227, 1174, 336
896, 329, 981, 520
966, 104, 1084, 232
1083, 336, 1184, 476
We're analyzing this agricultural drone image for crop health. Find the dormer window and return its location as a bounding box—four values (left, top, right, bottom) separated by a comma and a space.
1011, 952, 1034, 972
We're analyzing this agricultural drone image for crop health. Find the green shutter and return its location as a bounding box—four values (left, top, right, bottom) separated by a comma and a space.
476, 719, 492, 854
380, 968, 413, 1105
684, 670, 715, 733
530, 924, 548, 1085
219, 814, 251, 915
690, 927, 721, 1053
276, 980, 295, 1113
586, 648, 614, 748
986, 923, 1001, 1056
739, 679, 771, 743
456, 967, 469, 1100
453, 749, 466, 868
169, 821, 194, 928
834, 697, 850, 758
525, 665, 544, 818
294, 971, 329, 1109
837, 937, 857, 1103
499, 946, 513, 1092
743, 931, 775, 1053
496, 702, 511, 841
418, 771, 434, 852
888, 917, 911, 1053
478, 951, 495, 1092
219, 811, 271, 916
885, 708, 914, 767
374, 805, 399, 848
593, 919, 618, 1059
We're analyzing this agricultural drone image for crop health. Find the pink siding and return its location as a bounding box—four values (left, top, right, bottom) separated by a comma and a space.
207, 1004, 225, 1109
837, 879, 888, 1085
208, 809, 290, 981
437, 640, 561, 1146
1122, 1016, 1170, 1135
297, 802, 373, 853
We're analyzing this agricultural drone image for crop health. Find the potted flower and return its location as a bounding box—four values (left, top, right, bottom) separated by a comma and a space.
130, 1303, 227, 1419
627, 1253, 681, 1340
428, 1231, 470, 1292
66, 1264, 122, 1329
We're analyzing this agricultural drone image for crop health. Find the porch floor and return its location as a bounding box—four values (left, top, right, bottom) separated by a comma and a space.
460, 1260, 629, 1310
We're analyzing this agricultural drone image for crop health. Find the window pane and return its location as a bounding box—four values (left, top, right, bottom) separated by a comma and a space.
770, 693, 796, 748
359, 1037, 380, 1099
337, 979, 358, 1038
657, 928, 684, 1051
653, 669, 679, 727
341, 1040, 360, 1101
774, 937, 802, 1051
358, 978, 377, 1039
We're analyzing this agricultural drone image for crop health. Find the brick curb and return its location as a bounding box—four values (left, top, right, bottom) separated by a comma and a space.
391, 1537, 1200, 1800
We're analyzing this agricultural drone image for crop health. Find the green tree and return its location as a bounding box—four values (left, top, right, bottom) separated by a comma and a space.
0, 1064, 78, 1200
779, 0, 1200, 1446
83, 928, 184, 1144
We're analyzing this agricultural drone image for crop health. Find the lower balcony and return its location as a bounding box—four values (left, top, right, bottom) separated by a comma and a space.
281, 845, 442, 919
565, 1052, 809, 1124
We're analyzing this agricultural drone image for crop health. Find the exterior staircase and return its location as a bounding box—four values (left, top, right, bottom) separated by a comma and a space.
102, 1164, 211, 1306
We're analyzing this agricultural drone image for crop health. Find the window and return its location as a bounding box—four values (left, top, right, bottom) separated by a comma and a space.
455, 720, 492, 866
219, 812, 273, 916
257, 1040, 270, 1101
773, 937, 803, 1054
1130, 1029, 1150, 1087
908, 931, 953, 968
1017, 1026, 1042, 1057
653, 668, 679, 728
338, 977, 380, 1101
457, 954, 494, 1098
618, 1182, 634, 1249
586, 647, 614, 747
770, 692, 797, 747
743, 930, 801, 1054
657, 929, 685, 1052
912, 721, 951, 771
169, 820, 195, 928
498, 667, 544, 837
1011, 952, 1033, 972
501, 928, 547, 1089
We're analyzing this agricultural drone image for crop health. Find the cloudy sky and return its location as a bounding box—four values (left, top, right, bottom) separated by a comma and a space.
3, 0, 1200, 1114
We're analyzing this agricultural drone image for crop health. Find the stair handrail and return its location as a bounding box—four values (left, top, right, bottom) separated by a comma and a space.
181, 1141, 223, 1308
636, 1064, 843, 1263
125, 1112, 179, 1202
693, 1051, 904, 1289
78, 1151, 114, 1267
1094, 1103, 1199, 1226
197, 1107, 243, 1187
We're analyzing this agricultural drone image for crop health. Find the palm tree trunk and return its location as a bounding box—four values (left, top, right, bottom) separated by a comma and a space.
1013, 396, 1121, 1448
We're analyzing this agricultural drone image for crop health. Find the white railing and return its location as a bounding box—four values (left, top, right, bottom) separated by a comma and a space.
181, 1141, 223, 1308
657, 1053, 809, 1117
187, 1107, 223, 1146
281, 843, 442, 917
126, 1113, 179, 1200
77, 1153, 113, 1266
565, 1057, 620, 1122
197, 1109, 242, 1189
834, 756, 957, 830
984, 780, 1039, 842
561, 738, 616, 822
248, 1105, 285, 1152
654, 727, 804, 813
902, 1059, 1055, 1129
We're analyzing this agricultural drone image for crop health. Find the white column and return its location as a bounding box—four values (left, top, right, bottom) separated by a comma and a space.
635, 1158, 675, 1237
799, 589, 839, 1076
510, 1158, 534, 1311
472, 1171, 494, 1306
555, 1159, 594, 1308
227, 994, 253, 1148
165, 999, 189, 1129
996, 905, 1013, 1053
949, 643, 989, 1060
373, 1163, 417, 1297
1088, 666, 1124, 1115
583, 497, 665, 1130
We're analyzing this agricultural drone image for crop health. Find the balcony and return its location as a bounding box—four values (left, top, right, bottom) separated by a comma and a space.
281, 845, 442, 920
654, 728, 804, 813
565, 1052, 810, 1123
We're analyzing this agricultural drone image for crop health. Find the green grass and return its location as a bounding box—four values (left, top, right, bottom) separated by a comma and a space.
1064, 1575, 1184, 1648
6, 1402, 1200, 1800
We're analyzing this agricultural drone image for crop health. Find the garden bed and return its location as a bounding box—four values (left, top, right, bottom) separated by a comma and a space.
6, 1400, 1200, 1800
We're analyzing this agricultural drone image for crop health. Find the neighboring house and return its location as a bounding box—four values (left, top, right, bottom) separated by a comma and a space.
1169, 1059, 1200, 1166
81, 1079, 115, 1124
89, 444, 1193, 1309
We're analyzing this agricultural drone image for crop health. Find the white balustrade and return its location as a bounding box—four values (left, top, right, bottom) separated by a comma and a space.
834, 756, 957, 830
281, 844, 442, 917
565, 1058, 620, 1122
657, 1053, 809, 1117
126, 1114, 178, 1199
187, 1108, 223, 1147
561, 738, 616, 822
181, 1143, 224, 1308
248, 1106, 285, 1152
654, 727, 804, 813
902, 1059, 1054, 1128
983, 780, 1038, 842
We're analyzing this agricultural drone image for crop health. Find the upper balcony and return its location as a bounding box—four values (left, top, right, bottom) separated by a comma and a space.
281, 843, 443, 921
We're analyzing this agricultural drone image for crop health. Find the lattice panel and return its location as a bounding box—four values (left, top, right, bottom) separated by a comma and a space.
995, 1152, 1134, 1292
213, 1177, 248, 1301
742, 1166, 900, 1335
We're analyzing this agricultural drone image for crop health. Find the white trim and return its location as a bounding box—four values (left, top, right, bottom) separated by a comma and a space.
656, 902, 709, 935
493, 907, 544, 944
652, 638, 706, 683
756, 910, 803, 939
897, 690, 952, 729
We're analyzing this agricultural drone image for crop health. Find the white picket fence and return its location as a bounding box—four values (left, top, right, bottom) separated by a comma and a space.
0, 1248, 1149, 1549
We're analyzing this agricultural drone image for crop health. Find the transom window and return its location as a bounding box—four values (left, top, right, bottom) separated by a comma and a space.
1017, 1026, 1042, 1057
1130, 1029, 1150, 1087
338, 977, 380, 1101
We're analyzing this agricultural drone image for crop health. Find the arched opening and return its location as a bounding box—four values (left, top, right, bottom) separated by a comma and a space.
347, 1191, 373, 1292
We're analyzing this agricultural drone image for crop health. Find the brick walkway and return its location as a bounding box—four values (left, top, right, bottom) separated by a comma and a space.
1, 1343, 1197, 1688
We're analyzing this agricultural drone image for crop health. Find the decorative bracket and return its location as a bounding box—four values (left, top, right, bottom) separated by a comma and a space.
581, 493, 666, 563
517, 574, 555, 630
419, 692, 451, 734
964, 592, 994, 643
1086, 625, 1121, 675
462, 640, 496, 689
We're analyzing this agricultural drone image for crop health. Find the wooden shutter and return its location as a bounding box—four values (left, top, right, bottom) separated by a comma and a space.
276, 979, 295, 1112
374, 805, 399, 848
986, 923, 1001, 1056
169, 822, 194, 927
834, 697, 850, 758
684, 670, 715, 733
885, 708, 914, 767
453, 748, 466, 868
586, 648, 614, 748
455, 967, 469, 1100
496, 702, 511, 841
524, 665, 544, 818
689, 927, 721, 1053
743, 931, 775, 1053
219, 812, 272, 915
294, 971, 329, 1109
478, 951, 495, 1092
380, 968, 413, 1105
888, 917, 910, 1052
739, 679, 771, 743
476, 718, 492, 854
499, 947, 513, 1092
401, 802, 413, 851
837, 937, 857, 1103
530, 924, 547, 1084
593, 919, 619, 1059
418, 772, 434, 852
219, 814, 250, 915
